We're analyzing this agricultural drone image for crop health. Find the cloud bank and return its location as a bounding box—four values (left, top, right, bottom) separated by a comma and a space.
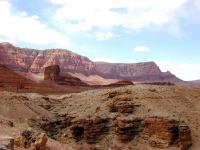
50, 0, 189, 33
0, 1, 70, 46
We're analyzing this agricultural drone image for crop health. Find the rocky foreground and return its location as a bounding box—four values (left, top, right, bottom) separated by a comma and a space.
0, 84, 200, 150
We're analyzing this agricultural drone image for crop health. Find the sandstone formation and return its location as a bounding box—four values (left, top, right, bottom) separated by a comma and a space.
0, 42, 182, 83
67, 116, 192, 149
44, 65, 60, 81
108, 98, 136, 114
70, 117, 110, 144
113, 117, 143, 142
144, 117, 179, 148
144, 117, 192, 149
44, 65, 88, 86
28, 115, 71, 139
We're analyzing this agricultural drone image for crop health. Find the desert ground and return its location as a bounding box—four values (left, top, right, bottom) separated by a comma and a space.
0, 84, 200, 150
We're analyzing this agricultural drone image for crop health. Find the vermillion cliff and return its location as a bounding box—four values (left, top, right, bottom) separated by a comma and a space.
0, 42, 181, 83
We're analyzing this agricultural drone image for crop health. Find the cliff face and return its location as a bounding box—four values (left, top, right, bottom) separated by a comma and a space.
0, 42, 38, 72
30, 49, 95, 75
0, 42, 182, 82
95, 62, 161, 81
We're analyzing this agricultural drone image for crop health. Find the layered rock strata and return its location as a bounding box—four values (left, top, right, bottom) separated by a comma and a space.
70, 117, 110, 144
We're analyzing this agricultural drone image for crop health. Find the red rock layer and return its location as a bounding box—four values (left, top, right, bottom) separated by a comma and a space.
144, 117, 192, 149
108, 99, 135, 114
70, 117, 110, 144
113, 117, 143, 142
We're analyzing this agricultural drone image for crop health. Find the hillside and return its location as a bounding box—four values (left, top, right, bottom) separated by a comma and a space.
0, 84, 199, 149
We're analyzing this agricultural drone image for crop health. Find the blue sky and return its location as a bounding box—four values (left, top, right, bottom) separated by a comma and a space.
0, 0, 200, 80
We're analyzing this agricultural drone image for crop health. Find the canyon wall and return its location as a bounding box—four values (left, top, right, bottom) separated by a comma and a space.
0, 42, 181, 82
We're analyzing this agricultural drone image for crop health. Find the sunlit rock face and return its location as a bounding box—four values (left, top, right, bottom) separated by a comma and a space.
0, 42, 181, 82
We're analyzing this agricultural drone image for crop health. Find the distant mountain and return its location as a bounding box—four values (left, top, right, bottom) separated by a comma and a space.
0, 42, 182, 84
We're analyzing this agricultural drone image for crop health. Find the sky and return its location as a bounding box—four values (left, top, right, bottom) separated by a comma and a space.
0, 0, 200, 81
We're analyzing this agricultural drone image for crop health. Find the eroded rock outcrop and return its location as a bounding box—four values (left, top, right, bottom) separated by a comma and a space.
70, 117, 110, 144
44, 65, 88, 86
113, 117, 143, 142
144, 117, 179, 148
108, 97, 136, 114
144, 117, 192, 149
44, 65, 60, 81
28, 115, 71, 139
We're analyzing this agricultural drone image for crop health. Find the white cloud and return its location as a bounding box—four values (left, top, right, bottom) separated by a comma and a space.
0, 1, 70, 47
50, 0, 189, 32
96, 32, 116, 40
156, 61, 200, 81
134, 46, 150, 52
